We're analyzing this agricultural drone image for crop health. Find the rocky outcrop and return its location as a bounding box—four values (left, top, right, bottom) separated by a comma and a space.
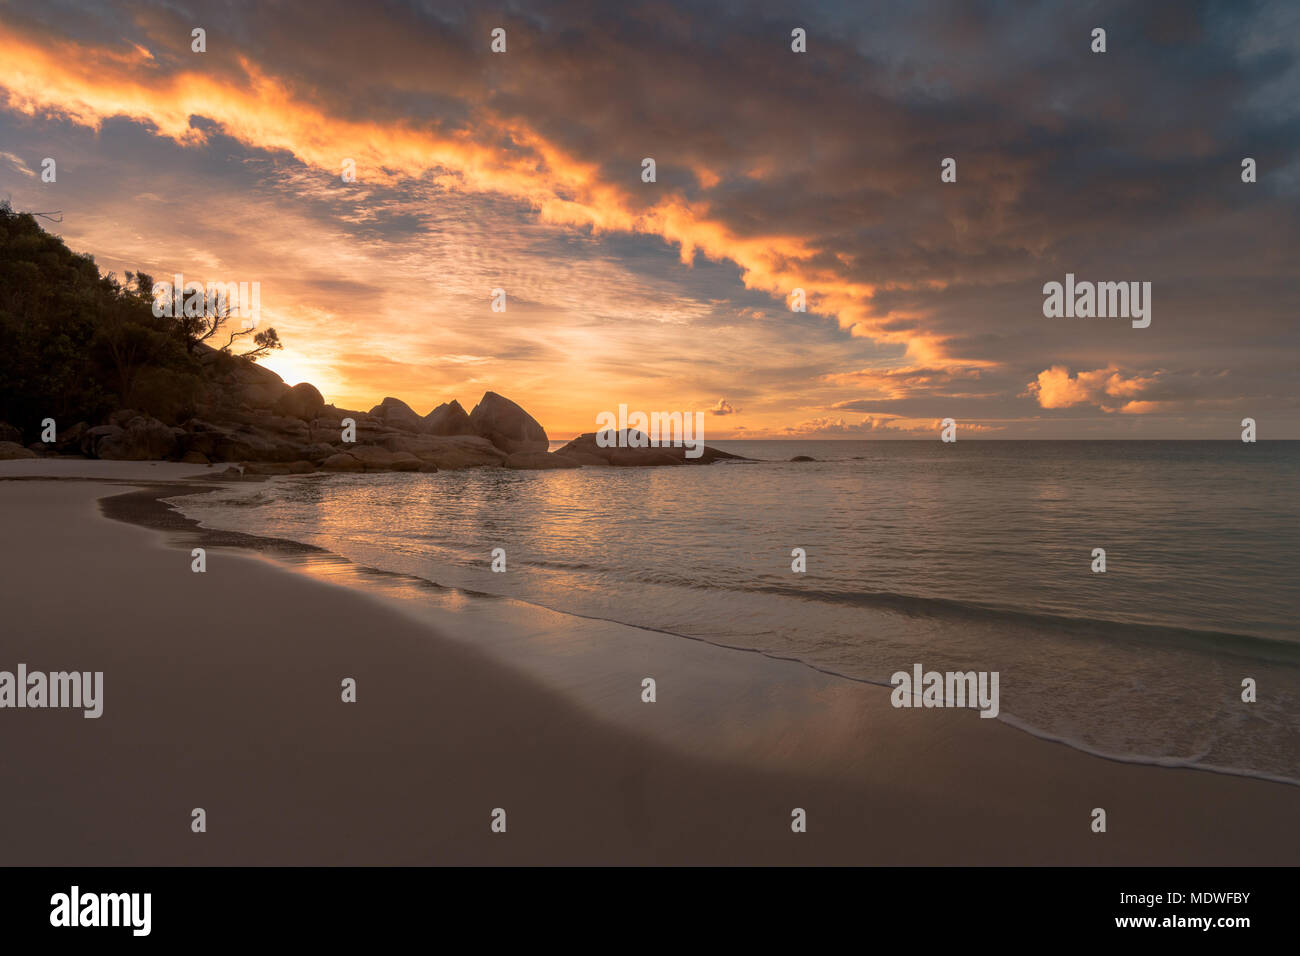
4, 342, 744, 474
56, 421, 89, 455
234, 382, 290, 410
424, 400, 474, 436
95, 415, 184, 461
555, 430, 745, 466
371, 432, 507, 469
369, 397, 424, 432
322, 446, 424, 472
469, 391, 549, 454
274, 383, 325, 421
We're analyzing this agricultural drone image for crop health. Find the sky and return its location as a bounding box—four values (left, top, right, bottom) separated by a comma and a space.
0, 0, 1296, 439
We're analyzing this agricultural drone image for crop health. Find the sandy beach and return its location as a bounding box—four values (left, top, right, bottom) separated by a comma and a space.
1, 462, 1296, 865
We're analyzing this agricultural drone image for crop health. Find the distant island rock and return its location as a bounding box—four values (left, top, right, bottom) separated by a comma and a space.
555, 430, 744, 466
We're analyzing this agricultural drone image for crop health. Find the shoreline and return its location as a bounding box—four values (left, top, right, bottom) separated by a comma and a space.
130, 476, 1300, 790
1, 463, 1297, 864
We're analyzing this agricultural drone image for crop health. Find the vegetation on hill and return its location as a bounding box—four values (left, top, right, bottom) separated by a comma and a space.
0, 201, 279, 436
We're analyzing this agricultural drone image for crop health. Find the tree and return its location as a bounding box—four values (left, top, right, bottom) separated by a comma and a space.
170, 283, 283, 361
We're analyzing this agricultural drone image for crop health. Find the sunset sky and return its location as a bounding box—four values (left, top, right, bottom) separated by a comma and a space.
1, 0, 1296, 439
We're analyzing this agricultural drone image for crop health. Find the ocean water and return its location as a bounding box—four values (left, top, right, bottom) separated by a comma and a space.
174, 440, 1300, 783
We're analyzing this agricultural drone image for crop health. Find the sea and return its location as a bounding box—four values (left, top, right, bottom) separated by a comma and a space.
171, 440, 1300, 784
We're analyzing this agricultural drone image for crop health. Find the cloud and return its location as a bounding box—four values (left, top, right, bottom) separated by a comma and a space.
0, 151, 36, 177
1025, 366, 1160, 411
0, 0, 1296, 436
710, 398, 738, 415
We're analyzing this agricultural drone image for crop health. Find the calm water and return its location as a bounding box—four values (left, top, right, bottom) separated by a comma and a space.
176, 441, 1300, 783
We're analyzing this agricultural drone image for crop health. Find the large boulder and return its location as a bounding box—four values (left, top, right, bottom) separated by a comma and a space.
274, 383, 326, 421
0, 440, 36, 460
0, 423, 21, 444
56, 421, 89, 454
95, 415, 181, 461
323, 445, 423, 472
181, 418, 304, 463
369, 397, 424, 432
371, 432, 506, 469
321, 452, 364, 473
415, 436, 508, 470
229, 358, 285, 386
424, 400, 475, 436
468, 391, 549, 454
80, 425, 124, 457
234, 381, 291, 410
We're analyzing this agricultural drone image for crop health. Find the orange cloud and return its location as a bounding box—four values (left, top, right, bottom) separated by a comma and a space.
1024, 366, 1159, 411
0, 19, 956, 367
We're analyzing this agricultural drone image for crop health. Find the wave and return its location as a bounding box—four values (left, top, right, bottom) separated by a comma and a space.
741, 584, 1300, 664
488, 551, 1300, 665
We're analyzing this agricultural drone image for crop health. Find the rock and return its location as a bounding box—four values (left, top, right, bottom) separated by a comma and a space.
345, 445, 401, 469
389, 454, 423, 471
377, 432, 504, 459
504, 452, 582, 470
372, 433, 508, 469
468, 391, 549, 454
229, 358, 284, 386
424, 400, 475, 436
322, 444, 423, 472
234, 381, 290, 410
609, 448, 683, 467
322, 453, 364, 472
56, 421, 89, 454
369, 397, 424, 432
242, 461, 295, 476
242, 460, 318, 476
108, 408, 141, 428
26, 442, 51, 455
210, 430, 293, 463
81, 424, 124, 457
555, 430, 745, 466
0, 441, 36, 460
274, 383, 326, 421
0, 422, 21, 444
310, 408, 346, 429
562, 451, 609, 466
181, 450, 211, 464
96, 415, 181, 460
418, 437, 508, 470
790, 455, 816, 462
303, 443, 337, 463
